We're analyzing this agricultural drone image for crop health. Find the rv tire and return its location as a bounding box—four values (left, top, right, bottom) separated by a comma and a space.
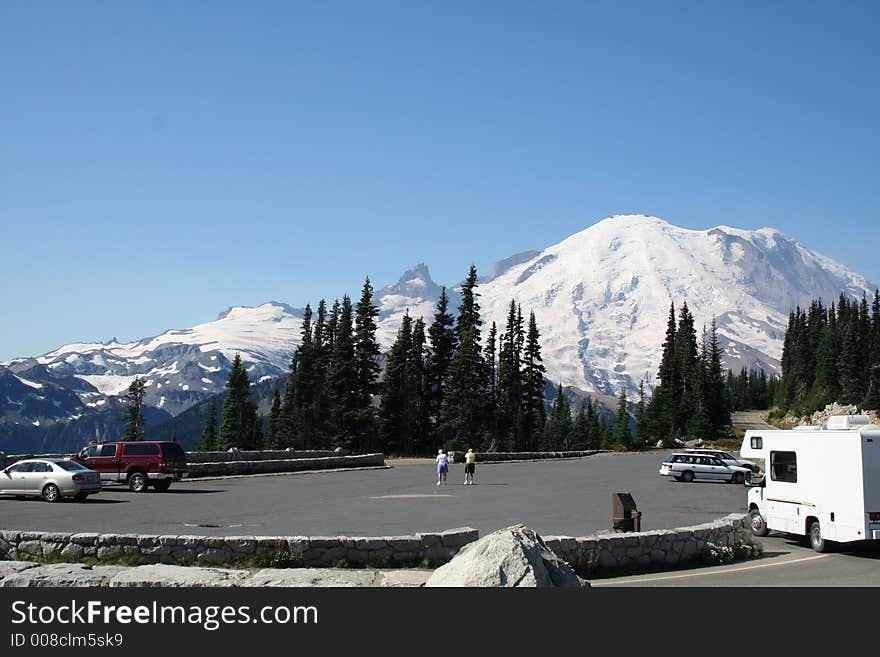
749, 509, 769, 537
809, 521, 829, 553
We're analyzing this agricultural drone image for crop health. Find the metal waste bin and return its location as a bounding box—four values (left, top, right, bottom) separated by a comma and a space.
612, 492, 642, 532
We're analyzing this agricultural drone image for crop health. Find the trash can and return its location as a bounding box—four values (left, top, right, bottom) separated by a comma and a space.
612, 492, 642, 532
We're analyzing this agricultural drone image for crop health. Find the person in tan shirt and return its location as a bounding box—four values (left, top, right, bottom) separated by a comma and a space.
464, 448, 476, 485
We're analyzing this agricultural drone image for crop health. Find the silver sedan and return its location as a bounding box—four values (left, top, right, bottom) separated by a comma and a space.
0, 458, 102, 502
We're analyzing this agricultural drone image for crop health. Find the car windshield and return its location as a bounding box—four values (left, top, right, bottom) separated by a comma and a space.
53, 460, 89, 472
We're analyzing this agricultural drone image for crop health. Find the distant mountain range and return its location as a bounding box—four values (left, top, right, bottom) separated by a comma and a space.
3, 214, 875, 454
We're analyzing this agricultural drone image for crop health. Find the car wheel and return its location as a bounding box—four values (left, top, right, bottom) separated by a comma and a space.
152, 480, 172, 492
809, 521, 830, 553
74, 493, 89, 502
42, 483, 60, 503
749, 508, 770, 537
681, 470, 695, 483
128, 472, 148, 493
733, 472, 745, 484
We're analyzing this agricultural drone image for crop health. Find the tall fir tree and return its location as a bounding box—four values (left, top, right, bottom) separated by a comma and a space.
483, 321, 499, 451
440, 266, 485, 448
380, 313, 414, 454
327, 296, 359, 450
353, 277, 381, 451
217, 354, 258, 450
497, 301, 524, 451
521, 311, 546, 450
426, 287, 456, 443
198, 402, 218, 451
409, 318, 429, 454
120, 377, 147, 441
266, 388, 283, 449
614, 389, 632, 450
547, 383, 573, 451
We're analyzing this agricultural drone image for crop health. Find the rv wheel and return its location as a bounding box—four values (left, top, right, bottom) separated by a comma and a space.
749, 509, 770, 537
809, 521, 829, 553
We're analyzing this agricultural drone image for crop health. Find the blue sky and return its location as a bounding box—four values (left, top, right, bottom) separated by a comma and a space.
1, 1, 878, 361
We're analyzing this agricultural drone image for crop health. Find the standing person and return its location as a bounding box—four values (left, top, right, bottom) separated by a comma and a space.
436, 448, 449, 486
464, 448, 476, 485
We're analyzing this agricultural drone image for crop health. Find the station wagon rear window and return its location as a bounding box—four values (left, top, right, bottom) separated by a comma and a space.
770, 451, 797, 483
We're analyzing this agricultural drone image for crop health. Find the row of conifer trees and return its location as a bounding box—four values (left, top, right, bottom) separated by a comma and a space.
198, 266, 630, 455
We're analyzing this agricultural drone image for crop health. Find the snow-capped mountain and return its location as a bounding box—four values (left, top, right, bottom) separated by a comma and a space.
3, 214, 876, 452
474, 215, 874, 396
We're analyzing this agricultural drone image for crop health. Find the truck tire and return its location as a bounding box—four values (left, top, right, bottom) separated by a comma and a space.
809, 521, 829, 553
749, 508, 770, 537
152, 480, 172, 492
128, 471, 148, 493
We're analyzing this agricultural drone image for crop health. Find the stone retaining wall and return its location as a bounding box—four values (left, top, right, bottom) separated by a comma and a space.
0, 527, 478, 568
186, 449, 339, 464
449, 450, 602, 463
543, 513, 752, 575
0, 515, 751, 575
187, 453, 385, 478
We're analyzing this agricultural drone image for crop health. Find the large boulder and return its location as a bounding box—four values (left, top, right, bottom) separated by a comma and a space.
424, 525, 589, 588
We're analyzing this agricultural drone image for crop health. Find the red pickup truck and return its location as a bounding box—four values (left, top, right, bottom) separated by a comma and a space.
73, 441, 188, 492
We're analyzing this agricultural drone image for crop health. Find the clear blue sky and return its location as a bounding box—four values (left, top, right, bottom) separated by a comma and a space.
2, 1, 878, 361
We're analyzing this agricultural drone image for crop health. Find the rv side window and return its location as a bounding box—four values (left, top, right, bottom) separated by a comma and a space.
750, 436, 763, 449
770, 451, 797, 483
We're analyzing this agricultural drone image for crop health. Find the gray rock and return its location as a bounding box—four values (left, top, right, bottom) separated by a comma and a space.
377, 569, 432, 587
1, 563, 125, 587
242, 568, 376, 587
108, 564, 250, 587
0, 561, 39, 580
425, 525, 589, 588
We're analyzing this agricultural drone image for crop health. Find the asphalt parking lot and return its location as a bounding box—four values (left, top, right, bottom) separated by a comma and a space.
1, 451, 750, 537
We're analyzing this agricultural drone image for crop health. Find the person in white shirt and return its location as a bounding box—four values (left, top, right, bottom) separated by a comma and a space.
436, 449, 449, 486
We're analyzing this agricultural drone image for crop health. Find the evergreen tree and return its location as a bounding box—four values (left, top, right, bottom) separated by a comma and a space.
646, 303, 678, 440
483, 321, 499, 451
380, 313, 414, 454
838, 322, 863, 404
863, 365, 880, 411
705, 319, 730, 433
573, 402, 589, 450
327, 296, 359, 450
120, 377, 147, 441
426, 287, 456, 442
547, 383, 573, 451
440, 266, 485, 448
614, 389, 632, 450
198, 402, 218, 451
586, 398, 601, 450
497, 301, 524, 451
252, 415, 264, 450
635, 379, 647, 445
353, 277, 381, 451
521, 311, 546, 450
217, 354, 257, 450
409, 318, 429, 454
266, 388, 283, 449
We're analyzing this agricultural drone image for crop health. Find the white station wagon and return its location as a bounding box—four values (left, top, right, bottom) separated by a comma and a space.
660, 452, 752, 484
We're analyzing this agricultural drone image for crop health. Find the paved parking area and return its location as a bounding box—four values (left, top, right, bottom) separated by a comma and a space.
1, 451, 750, 537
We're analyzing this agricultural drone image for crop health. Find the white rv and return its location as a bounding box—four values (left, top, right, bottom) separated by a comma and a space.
740, 415, 880, 552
